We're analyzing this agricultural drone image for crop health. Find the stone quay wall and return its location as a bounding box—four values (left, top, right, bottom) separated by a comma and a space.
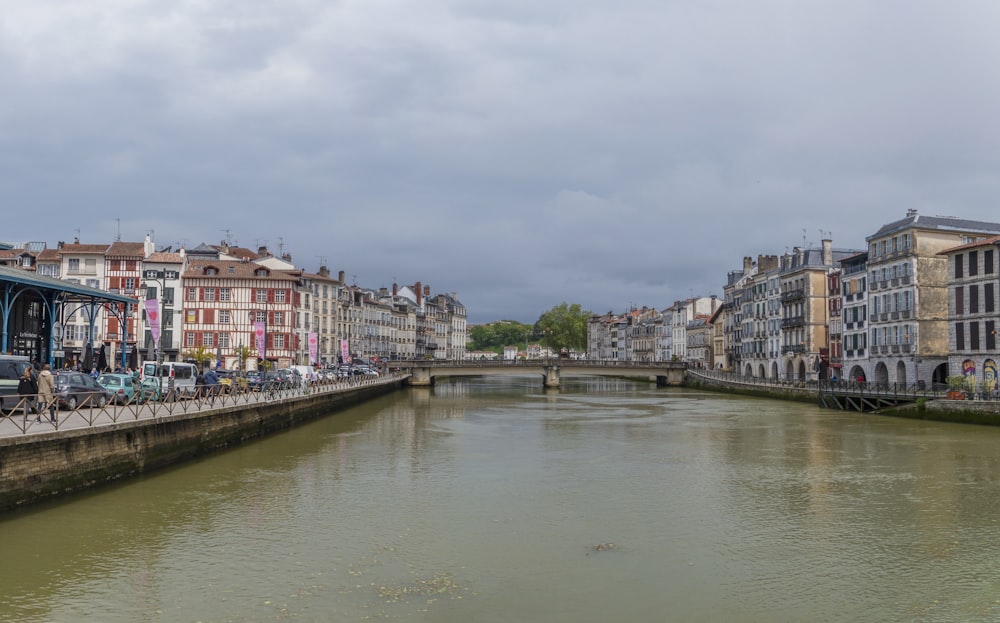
0, 378, 406, 512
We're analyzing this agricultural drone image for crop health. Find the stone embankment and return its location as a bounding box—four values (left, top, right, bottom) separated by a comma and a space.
0, 374, 407, 512
686, 368, 1000, 426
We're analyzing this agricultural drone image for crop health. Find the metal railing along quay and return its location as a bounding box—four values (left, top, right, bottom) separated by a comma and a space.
0, 372, 408, 437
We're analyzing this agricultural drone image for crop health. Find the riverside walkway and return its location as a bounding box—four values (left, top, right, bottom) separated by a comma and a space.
686, 368, 949, 412
0, 372, 408, 438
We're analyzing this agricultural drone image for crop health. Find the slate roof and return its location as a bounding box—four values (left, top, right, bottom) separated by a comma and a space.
868, 214, 1000, 240
937, 235, 1000, 255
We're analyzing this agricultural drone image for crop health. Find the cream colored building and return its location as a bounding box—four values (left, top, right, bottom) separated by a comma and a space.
865, 210, 1000, 387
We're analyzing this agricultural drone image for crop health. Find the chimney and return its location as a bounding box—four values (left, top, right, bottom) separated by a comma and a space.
415, 281, 422, 305
392, 283, 398, 296
258, 245, 269, 256
424, 285, 431, 296
338, 270, 346, 284
743, 256, 753, 274
822, 238, 833, 266
318, 265, 330, 277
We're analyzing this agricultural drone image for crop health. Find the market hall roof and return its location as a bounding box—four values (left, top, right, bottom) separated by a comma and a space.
0, 264, 135, 304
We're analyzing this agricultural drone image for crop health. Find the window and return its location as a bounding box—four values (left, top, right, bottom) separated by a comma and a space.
956, 322, 965, 350
955, 254, 964, 279
987, 283, 996, 314
274, 311, 284, 325
970, 285, 979, 314
986, 249, 996, 275
219, 310, 230, 324
255, 311, 267, 323
970, 251, 979, 277
956, 287, 964, 316
988, 321, 997, 350
164, 288, 175, 304
203, 333, 214, 347
187, 287, 197, 301
68, 258, 80, 273
125, 278, 135, 290
256, 289, 267, 303
86, 279, 100, 288
275, 290, 286, 303
219, 332, 230, 348
186, 332, 196, 347
84, 258, 96, 273
204, 288, 215, 302
971, 322, 980, 350
220, 288, 231, 302
273, 334, 285, 349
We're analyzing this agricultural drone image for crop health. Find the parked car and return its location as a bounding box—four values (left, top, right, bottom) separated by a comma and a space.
215, 369, 249, 393
97, 373, 147, 404
53, 371, 114, 410
246, 371, 283, 392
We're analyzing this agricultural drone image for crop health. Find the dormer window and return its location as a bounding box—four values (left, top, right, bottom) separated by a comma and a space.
204, 266, 219, 276
255, 269, 268, 277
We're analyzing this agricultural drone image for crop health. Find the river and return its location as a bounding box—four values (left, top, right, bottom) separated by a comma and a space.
2, 375, 1000, 622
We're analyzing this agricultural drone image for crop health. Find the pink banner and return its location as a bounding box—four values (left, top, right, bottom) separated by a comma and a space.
308, 332, 318, 366
341, 339, 350, 364
145, 299, 161, 347
254, 321, 266, 359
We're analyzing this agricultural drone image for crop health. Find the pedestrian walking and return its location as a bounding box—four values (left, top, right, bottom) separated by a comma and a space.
37, 363, 56, 423
17, 366, 38, 422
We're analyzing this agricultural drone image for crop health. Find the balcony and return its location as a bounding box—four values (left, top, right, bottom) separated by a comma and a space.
879, 313, 888, 322
879, 281, 888, 289
901, 309, 910, 319
783, 345, 806, 354
781, 288, 806, 302
781, 316, 805, 328
869, 281, 879, 292
891, 311, 899, 320
901, 344, 912, 353
901, 275, 911, 285
891, 345, 900, 354
891, 278, 899, 287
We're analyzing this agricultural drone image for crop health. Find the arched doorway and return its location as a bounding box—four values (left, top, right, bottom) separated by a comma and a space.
785, 360, 794, 381
797, 359, 806, 381
770, 362, 779, 380
849, 365, 866, 382
757, 364, 764, 378
932, 363, 948, 386
745, 363, 754, 378
874, 362, 889, 386
896, 361, 907, 386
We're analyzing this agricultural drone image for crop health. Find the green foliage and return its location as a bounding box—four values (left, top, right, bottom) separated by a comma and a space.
535, 302, 592, 353
182, 346, 213, 368
232, 345, 254, 371
468, 320, 534, 353
946, 375, 969, 390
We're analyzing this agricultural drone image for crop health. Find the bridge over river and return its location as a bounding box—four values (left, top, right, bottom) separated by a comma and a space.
393, 359, 687, 388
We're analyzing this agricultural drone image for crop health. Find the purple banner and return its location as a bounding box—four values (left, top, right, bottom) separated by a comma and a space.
255, 321, 266, 359
308, 332, 318, 366
145, 299, 161, 347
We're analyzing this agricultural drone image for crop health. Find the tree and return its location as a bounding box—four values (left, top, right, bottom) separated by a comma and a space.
182, 346, 213, 370
535, 303, 592, 354
233, 345, 254, 372
469, 320, 534, 353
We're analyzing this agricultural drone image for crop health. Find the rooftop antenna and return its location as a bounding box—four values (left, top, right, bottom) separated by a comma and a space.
222, 229, 232, 245
115, 218, 121, 241
317, 255, 327, 267
277, 236, 285, 256
352, 274, 357, 286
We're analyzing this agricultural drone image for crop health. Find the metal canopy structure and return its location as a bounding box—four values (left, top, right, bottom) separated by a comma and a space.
0, 265, 135, 366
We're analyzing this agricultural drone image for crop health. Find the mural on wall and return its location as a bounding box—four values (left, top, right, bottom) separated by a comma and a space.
963, 359, 978, 391
985, 359, 998, 393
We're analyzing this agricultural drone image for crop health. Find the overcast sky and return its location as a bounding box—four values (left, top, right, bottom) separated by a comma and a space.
3, 1, 1000, 323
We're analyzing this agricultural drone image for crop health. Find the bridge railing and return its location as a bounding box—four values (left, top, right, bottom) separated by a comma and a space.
393, 359, 684, 368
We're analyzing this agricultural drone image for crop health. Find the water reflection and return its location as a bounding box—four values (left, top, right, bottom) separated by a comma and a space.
4, 377, 1000, 621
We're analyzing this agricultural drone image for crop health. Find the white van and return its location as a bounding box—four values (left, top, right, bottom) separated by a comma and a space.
141, 361, 197, 398
290, 365, 316, 385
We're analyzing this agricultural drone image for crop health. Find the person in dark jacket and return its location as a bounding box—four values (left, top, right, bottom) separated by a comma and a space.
17, 366, 38, 422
